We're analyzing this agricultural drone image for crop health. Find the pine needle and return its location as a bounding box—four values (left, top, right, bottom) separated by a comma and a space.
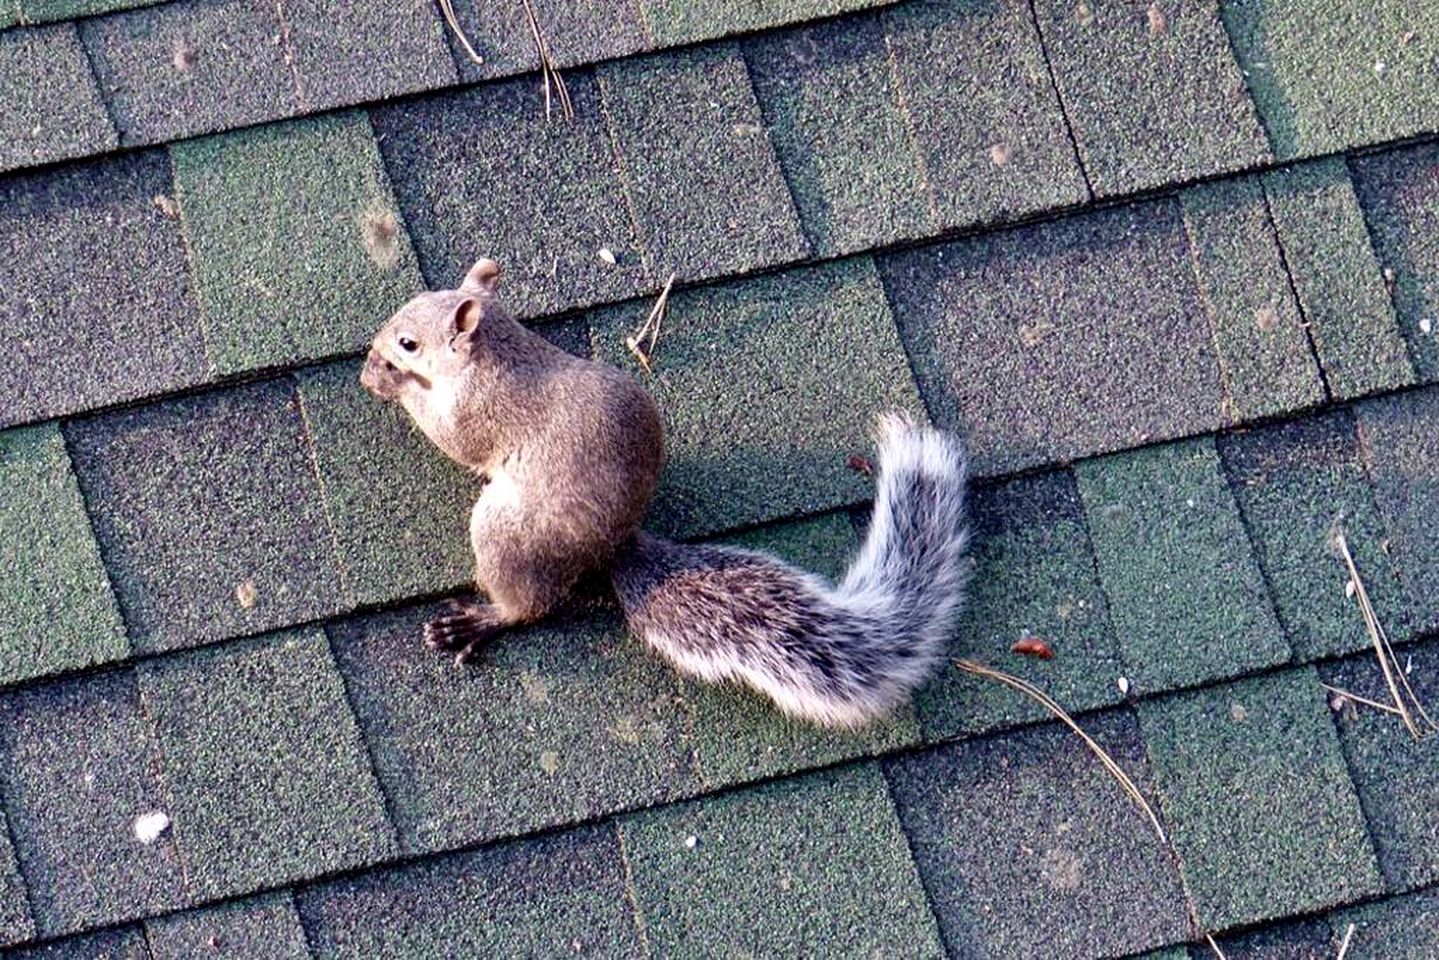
1333, 532, 1437, 740
626, 273, 677, 374
1320, 682, 1404, 717
952, 659, 1168, 844
1206, 933, 1228, 960
520, 0, 573, 121
438, 0, 484, 65
1335, 922, 1356, 960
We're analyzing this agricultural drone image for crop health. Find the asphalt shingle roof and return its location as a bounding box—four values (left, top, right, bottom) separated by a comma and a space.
2, 0, 1438, 955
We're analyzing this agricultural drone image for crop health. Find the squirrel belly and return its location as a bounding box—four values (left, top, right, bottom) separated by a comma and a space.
611, 413, 971, 729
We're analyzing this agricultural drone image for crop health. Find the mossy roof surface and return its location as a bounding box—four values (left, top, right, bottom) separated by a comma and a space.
2, 0, 1437, 953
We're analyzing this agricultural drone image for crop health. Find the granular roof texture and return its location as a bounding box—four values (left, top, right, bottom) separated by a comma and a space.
1, 0, 1437, 955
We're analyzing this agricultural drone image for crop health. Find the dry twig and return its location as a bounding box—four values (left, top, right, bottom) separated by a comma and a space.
520, 0, 573, 121
953, 659, 1168, 844
626, 273, 677, 374
1333, 532, 1437, 740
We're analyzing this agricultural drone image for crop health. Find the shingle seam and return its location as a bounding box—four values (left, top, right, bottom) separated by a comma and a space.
876, 16, 940, 231
0, 799, 39, 944
1022, 0, 1095, 202
592, 65, 658, 292
612, 820, 653, 959
875, 758, 952, 955
1259, 178, 1336, 403
164, 146, 226, 380
271, 0, 307, 113
292, 381, 359, 611
71, 18, 124, 147
1177, 197, 1245, 427
131, 667, 199, 906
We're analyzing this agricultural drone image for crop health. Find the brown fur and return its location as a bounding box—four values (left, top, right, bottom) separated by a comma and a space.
362, 258, 663, 658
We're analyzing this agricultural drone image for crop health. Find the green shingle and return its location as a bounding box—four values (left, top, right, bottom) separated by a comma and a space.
1352, 142, 1439, 384
329, 601, 696, 855
3, 926, 149, 960
19, 0, 162, 20
745, 15, 931, 257
883, 201, 1225, 476
372, 75, 648, 320
591, 257, 924, 538
0, 671, 185, 936
0, 22, 116, 172
1219, 411, 1411, 660
886, 713, 1191, 957
146, 892, 310, 960
1137, 666, 1381, 930
297, 825, 643, 958
1034, 0, 1269, 195
296, 359, 478, 610
599, 44, 809, 283
64, 379, 341, 653
1220, 0, 1439, 160
685, 512, 920, 788
640, 0, 885, 46
0, 807, 32, 947
883, 0, 1087, 230
623, 763, 943, 958
917, 469, 1124, 742
139, 629, 396, 900
1076, 436, 1290, 693
1328, 887, 1439, 959
1322, 638, 1439, 893
172, 112, 423, 377
1355, 387, 1439, 633
0, 424, 127, 687
1264, 159, 1415, 399
1179, 176, 1324, 421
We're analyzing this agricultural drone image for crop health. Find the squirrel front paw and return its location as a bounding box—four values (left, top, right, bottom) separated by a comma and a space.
423, 601, 504, 666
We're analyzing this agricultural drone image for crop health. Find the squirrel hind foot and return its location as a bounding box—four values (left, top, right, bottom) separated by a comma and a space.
422, 601, 506, 664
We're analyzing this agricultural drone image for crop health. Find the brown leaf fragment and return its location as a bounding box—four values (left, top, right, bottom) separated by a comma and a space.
1011, 636, 1055, 660
846, 454, 875, 477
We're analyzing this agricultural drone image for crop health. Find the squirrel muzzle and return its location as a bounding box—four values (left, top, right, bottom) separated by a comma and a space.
360, 347, 403, 401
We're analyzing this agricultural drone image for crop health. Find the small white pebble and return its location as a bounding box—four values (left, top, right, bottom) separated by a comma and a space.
598, 247, 617, 266
1374, 60, 1387, 75
133, 811, 171, 845
684, 834, 698, 849
1406, 655, 1415, 676
1117, 676, 1131, 695
1420, 317, 1434, 335
1345, 579, 1357, 599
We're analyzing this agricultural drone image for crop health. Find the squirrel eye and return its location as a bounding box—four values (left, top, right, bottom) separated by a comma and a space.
398, 336, 418, 353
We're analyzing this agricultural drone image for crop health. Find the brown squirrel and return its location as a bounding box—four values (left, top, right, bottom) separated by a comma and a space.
360, 258, 971, 727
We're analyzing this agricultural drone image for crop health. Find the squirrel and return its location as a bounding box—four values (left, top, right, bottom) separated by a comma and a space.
360, 257, 971, 727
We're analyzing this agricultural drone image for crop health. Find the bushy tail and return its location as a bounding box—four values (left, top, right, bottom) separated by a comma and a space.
610, 413, 970, 728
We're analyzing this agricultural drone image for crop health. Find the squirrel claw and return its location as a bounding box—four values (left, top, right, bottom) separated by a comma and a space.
423, 603, 503, 659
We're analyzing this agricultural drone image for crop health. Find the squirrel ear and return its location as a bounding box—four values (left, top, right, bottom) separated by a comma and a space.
449, 298, 482, 341
459, 258, 502, 296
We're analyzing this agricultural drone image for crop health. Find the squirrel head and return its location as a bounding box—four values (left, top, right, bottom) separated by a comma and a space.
360, 258, 503, 416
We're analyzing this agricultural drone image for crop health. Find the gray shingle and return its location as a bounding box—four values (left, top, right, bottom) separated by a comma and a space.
886, 712, 1191, 958
1355, 386, 1439, 634
882, 201, 1224, 476
297, 825, 644, 958
0, 23, 116, 172
599, 44, 809, 283
139, 629, 396, 900
284, 0, 456, 111
80, 0, 296, 145
0, 150, 207, 428
65, 379, 341, 653
883, 0, 1087, 230
373, 74, 648, 319
640, 0, 886, 47
3, 926, 149, 960
1033, 0, 1269, 195
0, 670, 185, 936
